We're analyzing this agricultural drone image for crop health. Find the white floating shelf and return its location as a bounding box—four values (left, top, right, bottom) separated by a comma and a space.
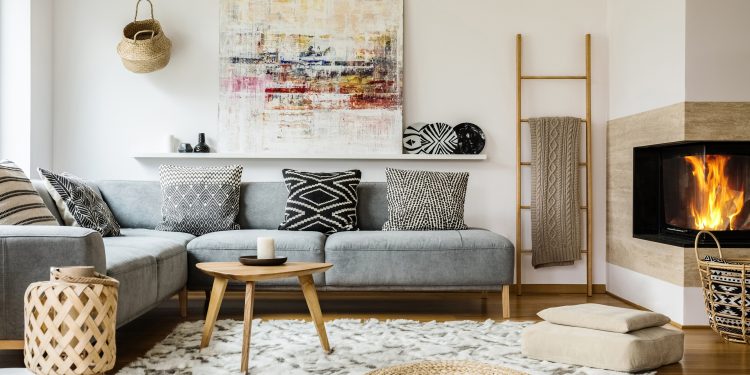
134, 153, 487, 160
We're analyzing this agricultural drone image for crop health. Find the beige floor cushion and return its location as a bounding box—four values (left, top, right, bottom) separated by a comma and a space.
538, 303, 671, 333
522, 321, 684, 373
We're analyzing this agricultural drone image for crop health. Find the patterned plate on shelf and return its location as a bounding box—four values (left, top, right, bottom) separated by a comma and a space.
403, 122, 458, 154
453, 123, 486, 154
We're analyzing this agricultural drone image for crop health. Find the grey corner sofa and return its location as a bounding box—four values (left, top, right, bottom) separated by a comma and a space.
0, 180, 515, 345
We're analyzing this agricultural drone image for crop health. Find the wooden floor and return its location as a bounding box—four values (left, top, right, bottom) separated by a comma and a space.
2, 291, 749, 374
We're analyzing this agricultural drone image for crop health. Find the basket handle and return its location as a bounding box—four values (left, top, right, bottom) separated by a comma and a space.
133, 30, 156, 41
694, 230, 723, 262
133, 0, 155, 22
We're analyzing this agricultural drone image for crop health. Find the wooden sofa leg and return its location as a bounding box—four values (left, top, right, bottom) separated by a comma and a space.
0, 340, 24, 350
501, 285, 511, 319
179, 286, 188, 318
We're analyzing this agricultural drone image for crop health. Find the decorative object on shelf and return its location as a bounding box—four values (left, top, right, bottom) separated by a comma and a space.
193, 133, 211, 153
156, 164, 243, 236
165, 134, 176, 152
278, 169, 362, 234
694, 230, 750, 344
238, 255, 287, 266
177, 143, 193, 153
37, 168, 121, 236
382, 168, 469, 231
217, 0, 403, 155
257, 237, 275, 259
117, 0, 172, 73
24, 267, 119, 375
402, 122, 458, 154
453, 123, 486, 155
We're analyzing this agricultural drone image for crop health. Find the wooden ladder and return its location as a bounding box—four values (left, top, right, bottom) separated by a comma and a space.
515, 34, 593, 296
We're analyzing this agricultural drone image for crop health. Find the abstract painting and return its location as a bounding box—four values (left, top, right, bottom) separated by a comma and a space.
218, 0, 403, 155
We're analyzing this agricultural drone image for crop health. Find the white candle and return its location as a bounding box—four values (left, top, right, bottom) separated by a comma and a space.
257, 237, 275, 259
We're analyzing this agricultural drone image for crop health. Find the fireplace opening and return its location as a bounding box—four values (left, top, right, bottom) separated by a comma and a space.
634, 141, 750, 247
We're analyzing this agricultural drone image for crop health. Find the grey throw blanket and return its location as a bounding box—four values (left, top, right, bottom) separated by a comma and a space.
529, 117, 582, 268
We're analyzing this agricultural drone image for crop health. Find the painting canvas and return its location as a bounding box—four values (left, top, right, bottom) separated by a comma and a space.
218, 0, 403, 155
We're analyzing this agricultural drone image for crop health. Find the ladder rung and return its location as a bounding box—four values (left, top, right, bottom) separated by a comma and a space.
520, 118, 587, 123
521, 250, 588, 254
521, 75, 587, 80
520, 205, 588, 210
521, 162, 587, 166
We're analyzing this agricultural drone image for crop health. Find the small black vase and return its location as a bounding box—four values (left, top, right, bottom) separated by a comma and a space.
194, 133, 210, 153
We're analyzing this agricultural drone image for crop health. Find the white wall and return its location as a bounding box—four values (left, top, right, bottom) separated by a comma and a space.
607, 0, 685, 120
0, 0, 52, 175
51, 0, 609, 285
686, 0, 750, 101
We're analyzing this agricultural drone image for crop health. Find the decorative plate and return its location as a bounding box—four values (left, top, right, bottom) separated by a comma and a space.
453, 123, 486, 154
238, 256, 288, 266
403, 122, 458, 154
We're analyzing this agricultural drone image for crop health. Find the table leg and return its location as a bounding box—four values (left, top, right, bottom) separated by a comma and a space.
298, 274, 331, 353
200, 277, 228, 349
241, 281, 256, 374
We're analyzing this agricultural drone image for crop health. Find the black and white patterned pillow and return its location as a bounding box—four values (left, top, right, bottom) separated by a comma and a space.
278, 169, 361, 234
382, 168, 469, 231
37, 168, 120, 236
156, 165, 242, 236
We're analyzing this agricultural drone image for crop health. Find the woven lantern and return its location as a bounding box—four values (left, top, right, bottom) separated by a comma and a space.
24, 270, 119, 375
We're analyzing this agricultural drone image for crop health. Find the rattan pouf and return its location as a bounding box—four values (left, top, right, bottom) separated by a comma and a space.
24, 270, 119, 375
366, 360, 527, 375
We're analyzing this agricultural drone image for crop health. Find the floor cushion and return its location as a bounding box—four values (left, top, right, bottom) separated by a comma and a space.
537, 303, 671, 333
522, 321, 684, 373
186, 229, 326, 289
324, 230, 513, 288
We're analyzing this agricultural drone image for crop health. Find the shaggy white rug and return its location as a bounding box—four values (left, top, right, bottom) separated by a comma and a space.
116, 319, 652, 375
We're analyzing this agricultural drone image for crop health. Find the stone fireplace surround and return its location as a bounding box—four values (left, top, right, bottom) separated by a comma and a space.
607, 102, 750, 325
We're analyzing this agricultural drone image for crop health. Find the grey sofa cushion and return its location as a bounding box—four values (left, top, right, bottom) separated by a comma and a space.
187, 230, 325, 289
97, 181, 162, 229
104, 231, 189, 325
324, 230, 514, 288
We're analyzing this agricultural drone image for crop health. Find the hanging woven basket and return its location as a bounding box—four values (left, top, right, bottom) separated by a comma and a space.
694, 230, 750, 344
24, 269, 119, 375
117, 0, 172, 73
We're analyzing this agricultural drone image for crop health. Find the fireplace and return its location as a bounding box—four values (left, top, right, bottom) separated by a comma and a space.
633, 141, 750, 247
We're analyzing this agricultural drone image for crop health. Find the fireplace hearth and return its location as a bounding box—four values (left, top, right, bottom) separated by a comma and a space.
634, 141, 750, 247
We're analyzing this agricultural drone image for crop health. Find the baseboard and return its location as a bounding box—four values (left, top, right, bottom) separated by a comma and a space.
513, 284, 606, 294
605, 291, 709, 329
0, 340, 24, 350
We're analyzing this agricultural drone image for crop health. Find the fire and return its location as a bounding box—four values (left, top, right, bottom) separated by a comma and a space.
684, 155, 745, 230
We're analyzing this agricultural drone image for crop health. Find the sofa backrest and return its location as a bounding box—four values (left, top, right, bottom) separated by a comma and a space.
92, 180, 389, 231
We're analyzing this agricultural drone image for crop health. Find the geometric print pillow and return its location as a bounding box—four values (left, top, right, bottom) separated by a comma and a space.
155, 165, 243, 236
278, 169, 361, 234
37, 168, 121, 236
382, 168, 469, 231
0, 160, 57, 225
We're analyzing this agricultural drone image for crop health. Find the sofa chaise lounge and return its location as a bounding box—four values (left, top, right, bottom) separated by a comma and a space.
0, 180, 514, 347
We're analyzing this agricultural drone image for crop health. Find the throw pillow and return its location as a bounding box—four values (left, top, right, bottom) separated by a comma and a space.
382, 168, 469, 231
37, 168, 120, 236
156, 164, 242, 236
278, 169, 361, 234
0, 160, 57, 225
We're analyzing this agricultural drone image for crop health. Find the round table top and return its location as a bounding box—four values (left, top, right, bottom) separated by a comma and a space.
196, 261, 333, 282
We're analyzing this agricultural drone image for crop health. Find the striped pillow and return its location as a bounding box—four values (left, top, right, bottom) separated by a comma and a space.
0, 160, 58, 225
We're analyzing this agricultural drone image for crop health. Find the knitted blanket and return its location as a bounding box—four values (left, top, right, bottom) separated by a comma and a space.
529, 117, 582, 268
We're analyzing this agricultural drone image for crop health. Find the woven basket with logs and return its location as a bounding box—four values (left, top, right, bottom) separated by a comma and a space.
24, 269, 119, 375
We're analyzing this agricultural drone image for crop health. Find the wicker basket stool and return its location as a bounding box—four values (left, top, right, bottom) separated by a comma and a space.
695, 230, 750, 344
24, 270, 119, 375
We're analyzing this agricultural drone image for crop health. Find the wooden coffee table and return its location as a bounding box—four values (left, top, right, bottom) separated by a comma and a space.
196, 262, 333, 374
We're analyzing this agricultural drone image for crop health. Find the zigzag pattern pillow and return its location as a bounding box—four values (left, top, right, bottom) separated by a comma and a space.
37, 168, 120, 236
278, 169, 361, 234
156, 165, 242, 236
382, 168, 469, 231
